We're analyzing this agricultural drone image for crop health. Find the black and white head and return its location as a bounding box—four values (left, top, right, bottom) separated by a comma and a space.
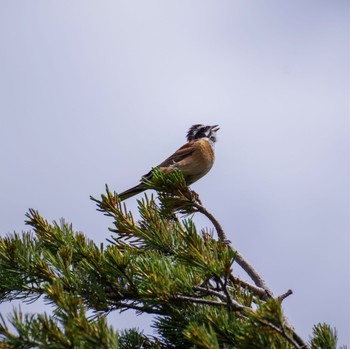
187, 124, 220, 145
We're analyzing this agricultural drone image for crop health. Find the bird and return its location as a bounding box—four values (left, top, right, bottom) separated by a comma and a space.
118, 124, 220, 201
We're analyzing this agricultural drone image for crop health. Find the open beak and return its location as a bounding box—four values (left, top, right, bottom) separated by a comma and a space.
211, 125, 220, 132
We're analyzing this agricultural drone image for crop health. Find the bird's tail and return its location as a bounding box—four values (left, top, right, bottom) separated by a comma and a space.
118, 183, 146, 201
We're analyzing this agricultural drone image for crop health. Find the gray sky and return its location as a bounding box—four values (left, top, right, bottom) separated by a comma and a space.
0, 1, 349, 345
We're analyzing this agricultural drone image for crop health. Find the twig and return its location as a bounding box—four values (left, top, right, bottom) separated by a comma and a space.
213, 275, 235, 311
229, 274, 269, 299
278, 289, 293, 303
256, 318, 302, 349
173, 294, 245, 311
192, 286, 227, 302
110, 300, 164, 315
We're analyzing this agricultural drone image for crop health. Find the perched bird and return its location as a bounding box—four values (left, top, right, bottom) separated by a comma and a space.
118, 124, 219, 201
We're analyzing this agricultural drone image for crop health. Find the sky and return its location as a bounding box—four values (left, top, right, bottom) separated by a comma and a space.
0, 0, 349, 346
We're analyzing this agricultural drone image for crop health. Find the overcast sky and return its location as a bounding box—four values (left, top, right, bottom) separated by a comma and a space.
0, 1, 349, 346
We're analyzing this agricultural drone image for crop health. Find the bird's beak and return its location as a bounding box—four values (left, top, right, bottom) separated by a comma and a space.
211, 125, 220, 132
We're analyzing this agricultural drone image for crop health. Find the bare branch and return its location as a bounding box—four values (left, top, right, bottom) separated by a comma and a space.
193, 202, 274, 296
193, 200, 308, 349
234, 251, 274, 297
193, 202, 226, 241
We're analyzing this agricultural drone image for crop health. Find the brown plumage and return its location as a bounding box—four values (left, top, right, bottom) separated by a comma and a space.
118, 124, 219, 201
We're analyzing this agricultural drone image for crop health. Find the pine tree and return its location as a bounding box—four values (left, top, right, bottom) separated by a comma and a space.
0, 170, 345, 348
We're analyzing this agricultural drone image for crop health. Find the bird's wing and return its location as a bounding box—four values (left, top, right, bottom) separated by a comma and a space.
157, 141, 195, 168
142, 141, 195, 179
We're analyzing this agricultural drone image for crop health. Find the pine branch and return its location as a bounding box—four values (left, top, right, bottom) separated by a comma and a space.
135, 170, 309, 348
1, 168, 338, 348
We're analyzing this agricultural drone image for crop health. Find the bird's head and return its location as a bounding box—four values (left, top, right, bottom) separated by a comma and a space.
186, 124, 220, 143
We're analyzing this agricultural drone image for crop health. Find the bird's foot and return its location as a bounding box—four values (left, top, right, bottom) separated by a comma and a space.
190, 190, 202, 205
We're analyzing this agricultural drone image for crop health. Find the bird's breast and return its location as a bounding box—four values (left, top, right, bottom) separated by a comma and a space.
176, 139, 215, 184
